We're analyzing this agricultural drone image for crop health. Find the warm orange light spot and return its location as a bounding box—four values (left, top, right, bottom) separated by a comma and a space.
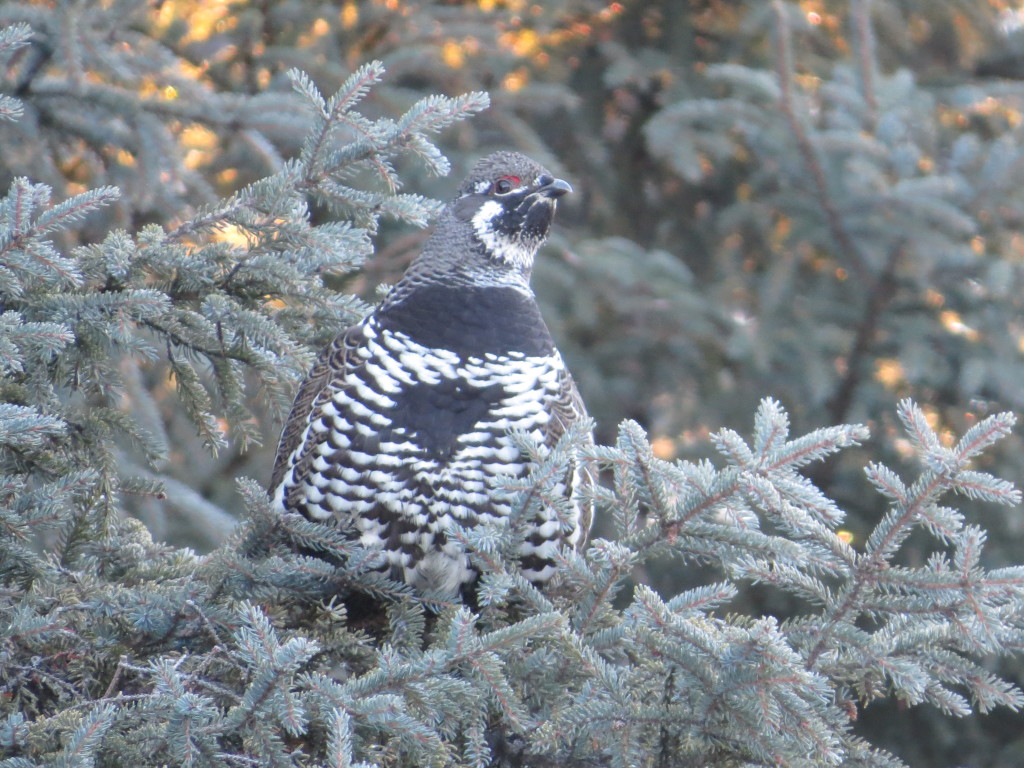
181, 0, 232, 44
599, 2, 624, 21
771, 216, 791, 246
924, 289, 945, 307
918, 155, 934, 172
138, 80, 157, 98
971, 236, 985, 255
807, 12, 822, 24
155, 1, 175, 29
975, 96, 999, 115
479, 0, 496, 10
182, 123, 217, 170
214, 44, 237, 64
893, 437, 915, 460
182, 124, 218, 150
837, 530, 854, 545
341, 1, 358, 29
116, 149, 136, 167
442, 40, 465, 69
502, 27, 539, 56
796, 74, 821, 95
216, 224, 252, 249
180, 59, 209, 79
502, 68, 529, 92
163, 85, 178, 100
940, 310, 980, 341
835, 267, 848, 281
265, 298, 287, 310
311, 17, 329, 36
874, 359, 905, 388
217, 169, 238, 185
722, 233, 743, 251
650, 436, 676, 461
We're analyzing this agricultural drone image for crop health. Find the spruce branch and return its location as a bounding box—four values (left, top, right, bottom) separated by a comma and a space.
805, 401, 1022, 676
0, 22, 30, 122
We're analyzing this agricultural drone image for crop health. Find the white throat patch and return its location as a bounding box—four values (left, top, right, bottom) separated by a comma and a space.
471, 199, 538, 269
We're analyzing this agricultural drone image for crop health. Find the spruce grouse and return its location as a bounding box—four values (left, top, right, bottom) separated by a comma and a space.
269, 151, 592, 597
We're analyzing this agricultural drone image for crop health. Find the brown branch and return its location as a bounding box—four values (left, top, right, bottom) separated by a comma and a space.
852, 0, 878, 130
772, 1, 871, 285
826, 243, 903, 426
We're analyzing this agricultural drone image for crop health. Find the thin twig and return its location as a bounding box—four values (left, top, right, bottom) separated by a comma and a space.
852, 0, 878, 129
101, 655, 129, 699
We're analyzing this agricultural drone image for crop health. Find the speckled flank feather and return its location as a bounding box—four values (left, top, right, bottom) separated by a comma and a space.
270, 151, 592, 598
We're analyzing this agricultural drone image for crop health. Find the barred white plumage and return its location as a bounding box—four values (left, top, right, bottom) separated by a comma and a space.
270, 152, 593, 598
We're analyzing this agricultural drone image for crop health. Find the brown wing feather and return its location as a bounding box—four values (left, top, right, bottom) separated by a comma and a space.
542, 365, 588, 447
542, 365, 595, 548
269, 324, 366, 494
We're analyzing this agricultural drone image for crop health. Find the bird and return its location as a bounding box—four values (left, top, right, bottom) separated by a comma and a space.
269, 151, 592, 599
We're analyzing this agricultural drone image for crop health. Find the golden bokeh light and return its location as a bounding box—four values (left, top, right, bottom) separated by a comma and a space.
874, 359, 905, 389
502, 68, 529, 92
940, 310, 980, 342
650, 436, 677, 461
215, 224, 253, 249
442, 40, 465, 69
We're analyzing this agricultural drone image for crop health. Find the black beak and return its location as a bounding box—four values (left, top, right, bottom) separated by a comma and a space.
538, 177, 573, 199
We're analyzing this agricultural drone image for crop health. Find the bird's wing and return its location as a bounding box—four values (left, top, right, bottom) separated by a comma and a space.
542, 364, 595, 546
269, 323, 365, 494
542, 364, 589, 447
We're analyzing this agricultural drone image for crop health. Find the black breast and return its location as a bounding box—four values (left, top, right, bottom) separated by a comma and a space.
377, 285, 555, 358
385, 378, 508, 460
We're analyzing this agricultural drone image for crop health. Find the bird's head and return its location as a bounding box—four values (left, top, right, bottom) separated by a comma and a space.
450, 151, 572, 271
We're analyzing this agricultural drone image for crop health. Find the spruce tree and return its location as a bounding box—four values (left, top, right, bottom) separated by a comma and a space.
3, 2, 1024, 767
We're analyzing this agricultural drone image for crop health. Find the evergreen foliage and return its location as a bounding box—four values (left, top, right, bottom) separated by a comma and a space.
3, 1, 1024, 766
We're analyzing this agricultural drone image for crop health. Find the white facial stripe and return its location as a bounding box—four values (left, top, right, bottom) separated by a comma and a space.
471, 199, 538, 269
473, 199, 503, 225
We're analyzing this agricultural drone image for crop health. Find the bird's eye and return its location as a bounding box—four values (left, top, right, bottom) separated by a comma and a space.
494, 175, 520, 194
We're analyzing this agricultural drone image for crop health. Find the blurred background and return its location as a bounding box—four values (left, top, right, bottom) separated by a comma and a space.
4, 0, 1024, 764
